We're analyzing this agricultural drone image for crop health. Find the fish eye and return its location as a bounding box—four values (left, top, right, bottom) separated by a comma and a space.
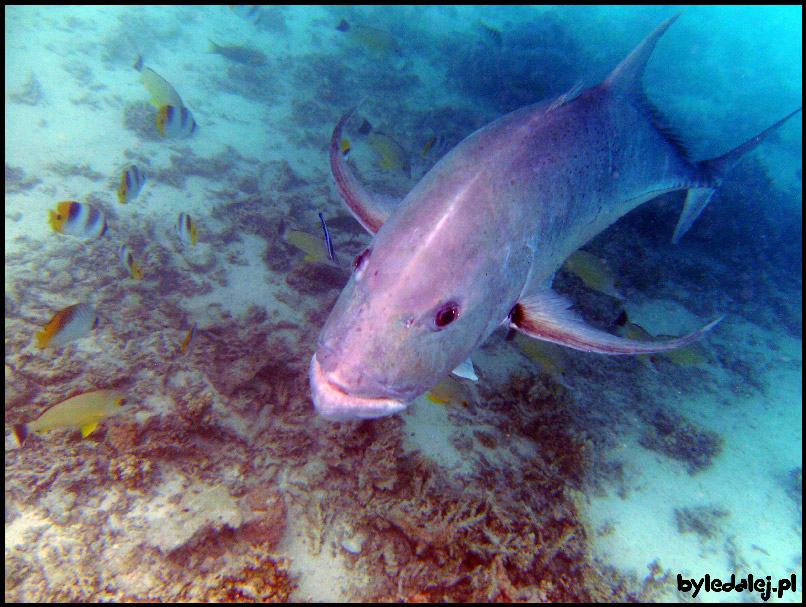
433, 301, 460, 330
354, 247, 371, 273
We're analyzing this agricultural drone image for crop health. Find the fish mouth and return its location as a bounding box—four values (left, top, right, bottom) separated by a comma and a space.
309, 354, 408, 421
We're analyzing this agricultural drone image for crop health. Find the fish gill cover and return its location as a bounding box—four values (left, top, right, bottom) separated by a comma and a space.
5, 5, 802, 603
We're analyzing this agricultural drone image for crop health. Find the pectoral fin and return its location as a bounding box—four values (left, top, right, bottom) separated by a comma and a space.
330, 103, 398, 235
510, 290, 722, 355
450, 357, 478, 381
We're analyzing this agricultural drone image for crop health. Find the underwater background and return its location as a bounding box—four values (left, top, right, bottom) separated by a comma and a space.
5, 5, 801, 602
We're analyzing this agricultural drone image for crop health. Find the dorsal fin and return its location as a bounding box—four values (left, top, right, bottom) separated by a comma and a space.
603, 13, 680, 95
603, 13, 690, 161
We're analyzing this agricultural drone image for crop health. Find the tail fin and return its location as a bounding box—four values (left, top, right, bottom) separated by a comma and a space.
698, 108, 802, 180
35, 330, 49, 349
13, 424, 28, 445
47, 209, 59, 231
672, 107, 802, 243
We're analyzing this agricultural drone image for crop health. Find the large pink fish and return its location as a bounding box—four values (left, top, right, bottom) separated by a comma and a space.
311, 15, 800, 420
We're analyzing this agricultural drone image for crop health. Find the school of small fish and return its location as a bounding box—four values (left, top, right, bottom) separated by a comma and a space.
19, 7, 359, 444
16, 13, 278, 443
37, 55, 207, 362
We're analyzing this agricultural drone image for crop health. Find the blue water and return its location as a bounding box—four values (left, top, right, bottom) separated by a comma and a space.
5, 5, 802, 602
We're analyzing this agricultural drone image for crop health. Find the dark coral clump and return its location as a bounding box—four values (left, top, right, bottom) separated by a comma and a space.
122, 101, 162, 140
674, 505, 730, 539
9, 72, 43, 105
183, 550, 296, 602
639, 409, 723, 474
334, 372, 610, 602
5, 163, 42, 193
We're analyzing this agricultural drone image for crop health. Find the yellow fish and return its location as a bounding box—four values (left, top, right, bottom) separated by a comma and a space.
618, 321, 658, 371
656, 335, 710, 367
283, 226, 339, 267
48, 201, 107, 240
134, 55, 184, 108
181, 323, 197, 355
335, 19, 401, 55
620, 321, 709, 369
513, 332, 574, 388
118, 244, 144, 280
563, 249, 623, 299
208, 39, 268, 66
421, 134, 447, 157
117, 164, 145, 204
620, 320, 653, 342
13, 389, 128, 444
368, 130, 410, 178
36, 303, 99, 348
426, 376, 471, 405
176, 212, 199, 246
157, 105, 197, 138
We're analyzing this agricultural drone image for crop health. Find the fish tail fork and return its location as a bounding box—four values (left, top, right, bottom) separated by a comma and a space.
673, 107, 802, 243
12, 424, 29, 445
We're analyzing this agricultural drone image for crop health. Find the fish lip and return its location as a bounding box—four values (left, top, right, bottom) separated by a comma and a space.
309, 354, 408, 421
